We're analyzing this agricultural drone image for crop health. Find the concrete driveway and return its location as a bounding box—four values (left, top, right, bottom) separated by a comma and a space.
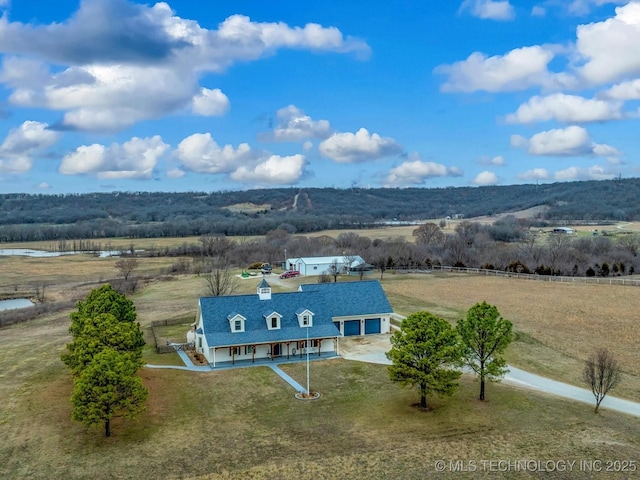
339, 334, 392, 364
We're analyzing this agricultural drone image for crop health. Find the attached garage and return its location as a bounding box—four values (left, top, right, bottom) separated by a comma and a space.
343, 320, 361, 336
364, 318, 381, 334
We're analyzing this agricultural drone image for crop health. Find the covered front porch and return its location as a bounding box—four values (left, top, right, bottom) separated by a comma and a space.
209, 350, 340, 370
209, 336, 339, 367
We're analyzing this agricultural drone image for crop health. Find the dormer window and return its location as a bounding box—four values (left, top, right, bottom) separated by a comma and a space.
228, 313, 246, 333
264, 311, 282, 330
295, 308, 314, 328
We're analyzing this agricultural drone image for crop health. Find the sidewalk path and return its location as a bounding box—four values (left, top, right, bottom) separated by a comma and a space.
269, 364, 307, 393
145, 349, 213, 372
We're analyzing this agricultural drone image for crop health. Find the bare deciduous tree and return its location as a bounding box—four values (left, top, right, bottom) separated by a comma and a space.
33, 282, 48, 303
200, 234, 234, 258
412, 223, 445, 246
546, 233, 573, 270
342, 254, 357, 276
619, 233, 640, 257
203, 258, 238, 296
317, 272, 331, 283
114, 258, 138, 281
328, 259, 340, 282
583, 348, 621, 413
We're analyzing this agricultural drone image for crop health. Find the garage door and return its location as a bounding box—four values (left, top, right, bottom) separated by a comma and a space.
343, 320, 361, 336
365, 318, 381, 334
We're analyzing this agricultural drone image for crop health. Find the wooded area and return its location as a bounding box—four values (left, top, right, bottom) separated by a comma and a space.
0, 178, 638, 242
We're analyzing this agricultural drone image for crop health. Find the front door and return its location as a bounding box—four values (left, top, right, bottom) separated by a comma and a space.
273, 343, 281, 357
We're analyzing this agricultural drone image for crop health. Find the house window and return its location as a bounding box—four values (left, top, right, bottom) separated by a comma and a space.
313, 266, 317, 270
229, 347, 240, 355
271, 317, 278, 328
302, 316, 309, 326
234, 320, 242, 331
245, 345, 253, 354
198, 337, 202, 348
301, 340, 318, 349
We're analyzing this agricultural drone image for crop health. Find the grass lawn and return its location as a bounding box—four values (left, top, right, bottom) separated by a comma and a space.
1, 346, 639, 479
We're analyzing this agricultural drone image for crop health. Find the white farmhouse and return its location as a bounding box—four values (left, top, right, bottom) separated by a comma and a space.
193, 280, 393, 368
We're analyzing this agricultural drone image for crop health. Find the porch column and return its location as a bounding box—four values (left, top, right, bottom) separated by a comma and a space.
213, 348, 216, 368
231, 347, 235, 365
252, 345, 256, 363
286, 342, 290, 359
318, 339, 322, 356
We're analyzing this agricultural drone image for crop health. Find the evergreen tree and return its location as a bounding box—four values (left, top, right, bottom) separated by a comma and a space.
386, 312, 461, 409
72, 349, 148, 437
64, 313, 144, 376
63, 284, 140, 376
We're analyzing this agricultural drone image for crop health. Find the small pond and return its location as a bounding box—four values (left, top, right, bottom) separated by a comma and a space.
0, 249, 138, 258
0, 298, 35, 311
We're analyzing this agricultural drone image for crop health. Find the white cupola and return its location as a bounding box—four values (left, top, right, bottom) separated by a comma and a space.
257, 279, 272, 300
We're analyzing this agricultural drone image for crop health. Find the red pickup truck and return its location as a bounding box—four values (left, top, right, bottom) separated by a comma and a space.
279, 270, 300, 279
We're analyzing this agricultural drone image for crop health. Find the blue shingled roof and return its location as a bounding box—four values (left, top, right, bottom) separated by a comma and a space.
199, 280, 392, 348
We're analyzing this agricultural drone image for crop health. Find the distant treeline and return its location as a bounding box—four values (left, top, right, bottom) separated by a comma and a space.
0, 178, 638, 242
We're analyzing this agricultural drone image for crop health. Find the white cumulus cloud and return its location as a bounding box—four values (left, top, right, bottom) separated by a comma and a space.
385, 156, 462, 186
531, 5, 546, 17
459, 0, 516, 21
510, 125, 620, 157
59, 135, 168, 179
230, 154, 306, 185
506, 93, 624, 124
601, 79, 640, 100
518, 168, 550, 180
174, 133, 255, 174
174, 132, 307, 185
0, 121, 60, 173
478, 155, 505, 166
166, 168, 185, 179
473, 170, 499, 185
0, 0, 369, 132
568, 0, 626, 16
192, 88, 230, 116
554, 164, 616, 181
319, 127, 403, 163
259, 105, 331, 142
576, 2, 640, 85
436, 46, 555, 93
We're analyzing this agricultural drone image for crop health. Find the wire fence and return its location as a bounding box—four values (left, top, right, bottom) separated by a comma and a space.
394, 265, 640, 287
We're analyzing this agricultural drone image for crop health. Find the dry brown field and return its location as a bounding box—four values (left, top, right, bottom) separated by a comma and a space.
381, 272, 640, 400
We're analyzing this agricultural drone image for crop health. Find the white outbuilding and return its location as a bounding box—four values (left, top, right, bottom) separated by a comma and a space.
285, 255, 366, 276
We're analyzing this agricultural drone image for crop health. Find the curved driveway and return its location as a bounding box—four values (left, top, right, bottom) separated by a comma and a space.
340, 335, 640, 418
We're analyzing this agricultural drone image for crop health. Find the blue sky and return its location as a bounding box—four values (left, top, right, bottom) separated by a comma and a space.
1, 0, 639, 194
